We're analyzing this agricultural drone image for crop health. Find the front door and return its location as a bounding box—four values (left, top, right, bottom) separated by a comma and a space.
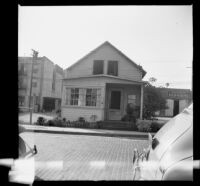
108, 89, 123, 120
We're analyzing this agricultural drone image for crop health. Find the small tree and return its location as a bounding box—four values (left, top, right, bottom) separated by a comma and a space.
165, 83, 170, 88
143, 78, 168, 119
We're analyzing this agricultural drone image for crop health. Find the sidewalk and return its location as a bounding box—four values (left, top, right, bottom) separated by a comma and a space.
20, 124, 155, 139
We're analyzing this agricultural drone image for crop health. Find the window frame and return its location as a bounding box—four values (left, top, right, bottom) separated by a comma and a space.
32, 82, 37, 88
86, 88, 97, 107
128, 94, 136, 105
70, 88, 79, 106
93, 60, 104, 75
107, 60, 118, 76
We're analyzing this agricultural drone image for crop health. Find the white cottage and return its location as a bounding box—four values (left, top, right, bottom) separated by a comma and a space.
61, 41, 146, 122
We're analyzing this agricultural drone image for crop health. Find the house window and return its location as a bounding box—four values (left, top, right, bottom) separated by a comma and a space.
128, 95, 136, 105
18, 96, 25, 106
70, 88, 79, 105
86, 89, 97, 106
93, 60, 104, 75
107, 61, 118, 76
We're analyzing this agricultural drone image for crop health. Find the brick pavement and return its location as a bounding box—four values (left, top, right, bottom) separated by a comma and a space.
21, 132, 149, 181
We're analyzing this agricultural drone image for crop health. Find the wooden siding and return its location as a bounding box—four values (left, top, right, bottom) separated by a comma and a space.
61, 107, 104, 121
66, 44, 142, 81
61, 77, 143, 121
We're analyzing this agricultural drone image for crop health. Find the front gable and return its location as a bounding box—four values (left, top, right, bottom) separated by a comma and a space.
66, 41, 146, 81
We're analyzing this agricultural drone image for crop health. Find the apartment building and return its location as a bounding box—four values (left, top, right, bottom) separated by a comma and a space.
18, 56, 64, 112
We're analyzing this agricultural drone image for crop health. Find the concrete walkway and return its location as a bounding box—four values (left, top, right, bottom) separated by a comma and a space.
20, 124, 155, 139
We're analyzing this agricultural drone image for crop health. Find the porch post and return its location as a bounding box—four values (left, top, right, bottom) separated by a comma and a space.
140, 84, 144, 119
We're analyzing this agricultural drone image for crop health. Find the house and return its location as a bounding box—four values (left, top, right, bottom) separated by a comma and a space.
155, 88, 192, 117
61, 41, 147, 122
18, 56, 64, 112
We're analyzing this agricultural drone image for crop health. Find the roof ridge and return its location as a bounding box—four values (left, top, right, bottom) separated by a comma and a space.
66, 41, 146, 77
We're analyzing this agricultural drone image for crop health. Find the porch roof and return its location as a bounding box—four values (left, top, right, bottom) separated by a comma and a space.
63, 75, 147, 84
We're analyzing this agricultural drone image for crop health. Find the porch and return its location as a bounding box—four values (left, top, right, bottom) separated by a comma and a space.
104, 82, 144, 121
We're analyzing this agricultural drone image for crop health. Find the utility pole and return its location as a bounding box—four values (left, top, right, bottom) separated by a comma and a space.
29, 49, 38, 125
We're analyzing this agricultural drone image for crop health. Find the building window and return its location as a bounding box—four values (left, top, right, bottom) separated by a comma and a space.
19, 63, 27, 75
18, 77, 27, 89
128, 95, 136, 105
65, 88, 101, 107
93, 60, 104, 75
70, 88, 79, 105
32, 82, 37, 87
18, 96, 25, 106
107, 61, 118, 76
86, 89, 97, 106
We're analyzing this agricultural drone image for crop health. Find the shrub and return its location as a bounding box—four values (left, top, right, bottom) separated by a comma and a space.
46, 119, 56, 127
136, 119, 152, 132
45, 118, 66, 127
150, 121, 162, 132
78, 117, 86, 123
90, 115, 98, 122
121, 103, 137, 123
96, 121, 102, 129
36, 117, 46, 126
126, 103, 134, 115
54, 118, 66, 127
130, 120, 138, 131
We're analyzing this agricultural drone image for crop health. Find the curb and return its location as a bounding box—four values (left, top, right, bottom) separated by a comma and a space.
24, 128, 153, 140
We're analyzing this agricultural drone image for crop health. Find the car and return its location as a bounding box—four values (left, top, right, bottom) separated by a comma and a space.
0, 125, 38, 185
133, 103, 194, 180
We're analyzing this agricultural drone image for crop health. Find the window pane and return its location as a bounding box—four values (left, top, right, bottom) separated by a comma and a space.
70, 88, 79, 105
86, 88, 97, 106
93, 60, 104, 75
108, 61, 118, 76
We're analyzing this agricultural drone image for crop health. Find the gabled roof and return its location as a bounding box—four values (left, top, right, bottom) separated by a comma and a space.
67, 41, 146, 78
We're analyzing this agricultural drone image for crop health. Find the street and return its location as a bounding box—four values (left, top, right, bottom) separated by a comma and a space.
21, 132, 149, 180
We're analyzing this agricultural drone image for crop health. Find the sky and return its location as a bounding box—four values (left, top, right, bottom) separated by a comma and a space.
18, 5, 193, 90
